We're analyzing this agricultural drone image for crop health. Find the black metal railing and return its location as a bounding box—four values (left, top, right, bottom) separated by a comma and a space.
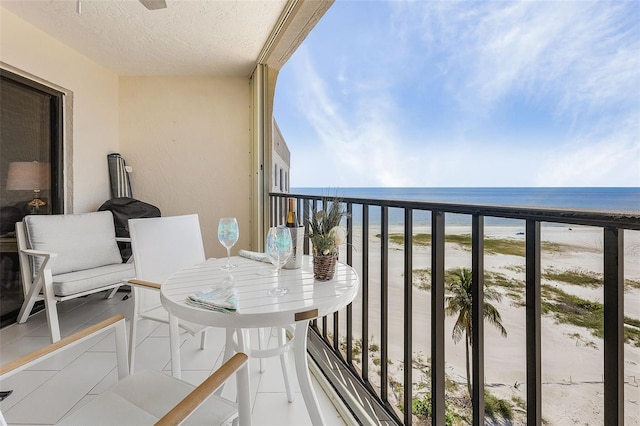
270, 192, 640, 426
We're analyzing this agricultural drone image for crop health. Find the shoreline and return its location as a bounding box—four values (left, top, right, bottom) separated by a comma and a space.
338, 224, 640, 424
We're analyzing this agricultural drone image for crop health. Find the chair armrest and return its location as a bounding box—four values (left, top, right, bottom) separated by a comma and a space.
155, 352, 248, 426
20, 248, 57, 260
128, 278, 162, 290
0, 315, 126, 379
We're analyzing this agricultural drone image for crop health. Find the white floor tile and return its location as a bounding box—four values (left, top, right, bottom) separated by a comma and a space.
0, 294, 345, 426
255, 352, 301, 394
0, 315, 47, 343
176, 331, 225, 371
252, 390, 346, 426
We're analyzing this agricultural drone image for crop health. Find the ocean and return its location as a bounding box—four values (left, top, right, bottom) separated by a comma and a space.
291, 187, 640, 227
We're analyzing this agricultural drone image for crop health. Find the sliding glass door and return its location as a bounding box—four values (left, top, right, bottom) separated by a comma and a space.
0, 69, 63, 327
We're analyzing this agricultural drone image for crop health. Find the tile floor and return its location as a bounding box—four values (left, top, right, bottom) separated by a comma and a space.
0, 290, 348, 425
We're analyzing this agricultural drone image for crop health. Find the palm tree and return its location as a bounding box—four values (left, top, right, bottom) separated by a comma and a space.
445, 268, 507, 398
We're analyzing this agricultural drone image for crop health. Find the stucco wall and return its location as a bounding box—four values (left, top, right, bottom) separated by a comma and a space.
1, 10, 253, 258
119, 77, 251, 258
1, 8, 119, 213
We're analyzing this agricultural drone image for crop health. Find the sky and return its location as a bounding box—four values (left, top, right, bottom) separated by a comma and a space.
273, 0, 640, 188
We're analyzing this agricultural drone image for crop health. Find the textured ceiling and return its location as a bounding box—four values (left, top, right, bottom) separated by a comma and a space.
1, 0, 288, 76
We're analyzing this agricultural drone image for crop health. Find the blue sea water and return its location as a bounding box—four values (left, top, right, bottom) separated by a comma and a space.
291, 187, 640, 227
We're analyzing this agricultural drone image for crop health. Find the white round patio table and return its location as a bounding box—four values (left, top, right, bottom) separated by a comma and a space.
160, 255, 359, 426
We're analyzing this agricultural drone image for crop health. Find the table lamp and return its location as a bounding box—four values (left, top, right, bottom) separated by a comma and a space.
6, 161, 51, 214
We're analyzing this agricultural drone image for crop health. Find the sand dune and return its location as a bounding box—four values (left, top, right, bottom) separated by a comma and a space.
338, 224, 640, 424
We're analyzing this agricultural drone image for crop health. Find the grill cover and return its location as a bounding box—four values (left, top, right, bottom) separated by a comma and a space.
98, 197, 161, 260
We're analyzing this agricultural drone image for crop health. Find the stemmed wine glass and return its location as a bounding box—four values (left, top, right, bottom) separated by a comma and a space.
265, 227, 292, 297
218, 217, 239, 270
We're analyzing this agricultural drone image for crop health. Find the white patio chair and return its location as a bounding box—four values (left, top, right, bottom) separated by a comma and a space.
127, 214, 210, 375
15, 211, 134, 343
0, 314, 251, 425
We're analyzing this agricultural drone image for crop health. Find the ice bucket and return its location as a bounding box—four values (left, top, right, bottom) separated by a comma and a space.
283, 226, 304, 269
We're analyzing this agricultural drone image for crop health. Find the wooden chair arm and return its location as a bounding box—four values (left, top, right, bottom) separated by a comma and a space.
0, 315, 126, 378
128, 278, 162, 290
155, 352, 249, 426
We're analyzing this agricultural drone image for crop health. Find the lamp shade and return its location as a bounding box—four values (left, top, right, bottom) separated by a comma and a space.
6, 161, 50, 191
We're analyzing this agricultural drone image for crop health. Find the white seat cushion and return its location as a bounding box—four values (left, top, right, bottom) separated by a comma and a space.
24, 211, 123, 276
58, 370, 237, 425
53, 263, 134, 297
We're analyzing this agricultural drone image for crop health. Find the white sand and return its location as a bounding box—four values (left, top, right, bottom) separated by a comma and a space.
335, 225, 640, 424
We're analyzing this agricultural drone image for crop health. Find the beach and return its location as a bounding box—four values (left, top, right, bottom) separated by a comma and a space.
338, 224, 640, 424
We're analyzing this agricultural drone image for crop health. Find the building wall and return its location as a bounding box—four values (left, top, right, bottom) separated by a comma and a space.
118, 76, 251, 257
1, 8, 119, 214
1, 10, 253, 258
272, 119, 290, 194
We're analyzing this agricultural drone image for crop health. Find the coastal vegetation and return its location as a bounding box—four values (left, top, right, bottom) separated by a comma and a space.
381, 232, 563, 256
411, 266, 640, 346
542, 285, 640, 347
542, 267, 601, 287
336, 334, 524, 424
445, 268, 508, 398
364, 230, 639, 421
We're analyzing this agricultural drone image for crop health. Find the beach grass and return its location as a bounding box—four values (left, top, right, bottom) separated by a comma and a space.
485, 271, 525, 304
410, 267, 640, 346
542, 285, 603, 335
413, 263, 639, 293
541, 285, 640, 347
484, 390, 514, 421
382, 233, 564, 256
544, 268, 640, 290
627, 278, 640, 290
542, 267, 601, 287
413, 268, 432, 290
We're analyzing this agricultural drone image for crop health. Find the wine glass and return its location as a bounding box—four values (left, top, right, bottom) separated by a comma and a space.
218, 217, 239, 270
265, 227, 292, 296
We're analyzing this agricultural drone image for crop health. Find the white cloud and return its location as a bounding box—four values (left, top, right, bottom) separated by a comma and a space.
279, 1, 640, 187
289, 47, 416, 187
536, 114, 640, 186
398, 1, 640, 118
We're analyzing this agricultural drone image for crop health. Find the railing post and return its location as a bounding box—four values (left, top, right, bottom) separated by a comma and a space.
431, 210, 446, 425
603, 227, 623, 425
471, 214, 485, 425
362, 204, 370, 383
346, 202, 354, 365
311, 199, 318, 330
526, 219, 542, 425
403, 209, 413, 426
380, 206, 389, 404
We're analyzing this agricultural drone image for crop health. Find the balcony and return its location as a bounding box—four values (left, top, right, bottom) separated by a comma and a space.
271, 192, 640, 426
1, 192, 637, 425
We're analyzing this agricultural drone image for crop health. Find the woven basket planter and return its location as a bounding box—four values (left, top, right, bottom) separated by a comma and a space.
312, 253, 338, 281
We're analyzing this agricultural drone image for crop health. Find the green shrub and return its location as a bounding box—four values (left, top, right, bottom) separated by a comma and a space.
412, 396, 431, 417
484, 391, 513, 420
